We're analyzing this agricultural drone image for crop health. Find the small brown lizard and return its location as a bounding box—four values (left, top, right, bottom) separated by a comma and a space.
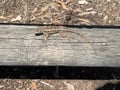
35, 26, 96, 55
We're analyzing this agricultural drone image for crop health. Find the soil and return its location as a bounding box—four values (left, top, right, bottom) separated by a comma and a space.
0, 0, 120, 25
0, 80, 120, 90
0, 0, 120, 90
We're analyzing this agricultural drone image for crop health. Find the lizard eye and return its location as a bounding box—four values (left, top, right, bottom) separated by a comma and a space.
35, 32, 43, 36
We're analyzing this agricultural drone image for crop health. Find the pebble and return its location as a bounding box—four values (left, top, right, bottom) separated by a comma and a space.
103, 15, 108, 21
107, 0, 111, 2
78, 0, 88, 5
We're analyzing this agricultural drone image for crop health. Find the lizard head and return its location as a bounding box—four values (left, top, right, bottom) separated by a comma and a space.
35, 28, 44, 36
35, 31, 43, 36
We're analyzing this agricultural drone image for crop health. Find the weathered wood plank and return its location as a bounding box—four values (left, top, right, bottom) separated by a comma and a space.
0, 25, 120, 66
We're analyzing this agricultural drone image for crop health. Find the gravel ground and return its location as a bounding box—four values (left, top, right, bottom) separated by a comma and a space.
0, 0, 120, 90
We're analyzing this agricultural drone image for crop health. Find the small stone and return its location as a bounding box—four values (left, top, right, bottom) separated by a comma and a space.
103, 15, 108, 21
0, 85, 4, 89
109, 20, 112, 23
78, 0, 88, 5
107, 0, 111, 2
86, 8, 93, 11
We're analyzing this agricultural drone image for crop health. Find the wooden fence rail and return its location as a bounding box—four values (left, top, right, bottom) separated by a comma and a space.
0, 25, 120, 66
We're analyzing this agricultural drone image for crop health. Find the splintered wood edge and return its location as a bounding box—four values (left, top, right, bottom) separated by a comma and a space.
0, 25, 120, 66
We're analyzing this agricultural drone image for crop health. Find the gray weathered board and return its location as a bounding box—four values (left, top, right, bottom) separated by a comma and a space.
0, 25, 120, 66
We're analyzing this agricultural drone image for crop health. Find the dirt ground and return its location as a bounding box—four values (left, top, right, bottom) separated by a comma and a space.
0, 0, 120, 90
0, 0, 120, 25
0, 80, 120, 90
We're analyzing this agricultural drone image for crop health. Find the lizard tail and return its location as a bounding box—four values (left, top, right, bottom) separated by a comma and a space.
66, 29, 97, 55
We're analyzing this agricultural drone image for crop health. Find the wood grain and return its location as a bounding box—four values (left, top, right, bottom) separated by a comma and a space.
0, 25, 120, 66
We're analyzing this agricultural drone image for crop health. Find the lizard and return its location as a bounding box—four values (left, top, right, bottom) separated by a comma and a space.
35, 26, 97, 55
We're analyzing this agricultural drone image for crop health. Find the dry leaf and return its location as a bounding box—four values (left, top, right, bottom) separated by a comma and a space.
36, 2, 58, 16
15, 88, 19, 90
49, 2, 59, 11
78, 18, 91, 24
32, 8, 38, 13
118, 17, 120, 21
0, 16, 7, 20
11, 15, 22, 22
36, 12, 52, 19
56, 0, 68, 10
40, 81, 54, 89
63, 81, 75, 90
31, 81, 37, 90
51, 20, 61, 25
17, 80, 23, 84
78, 11, 96, 16
35, 4, 49, 16
31, 15, 36, 21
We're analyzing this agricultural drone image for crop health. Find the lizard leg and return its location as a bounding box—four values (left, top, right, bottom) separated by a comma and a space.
42, 32, 49, 47
43, 32, 49, 42
60, 31, 74, 41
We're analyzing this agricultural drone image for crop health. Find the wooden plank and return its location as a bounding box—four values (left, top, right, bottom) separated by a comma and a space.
0, 25, 120, 66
